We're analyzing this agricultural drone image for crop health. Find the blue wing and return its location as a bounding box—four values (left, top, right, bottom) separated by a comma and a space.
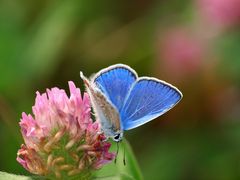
120, 78, 182, 130
93, 64, 137, 112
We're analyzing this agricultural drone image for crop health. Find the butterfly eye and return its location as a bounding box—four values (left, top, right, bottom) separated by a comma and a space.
113, 134, 121, 142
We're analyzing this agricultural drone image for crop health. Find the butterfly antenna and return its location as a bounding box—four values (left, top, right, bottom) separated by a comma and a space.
114, 142, 119, 164
123, 140, 126, 166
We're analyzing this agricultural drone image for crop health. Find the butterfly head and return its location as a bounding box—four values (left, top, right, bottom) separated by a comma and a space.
111, 131, 123, 142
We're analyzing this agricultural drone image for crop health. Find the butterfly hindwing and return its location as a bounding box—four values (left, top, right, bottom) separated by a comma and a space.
93, 64, 137, 112
120, 78, 182, 130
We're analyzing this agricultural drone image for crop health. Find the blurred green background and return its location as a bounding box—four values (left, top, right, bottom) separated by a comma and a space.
1, 0, 240, 179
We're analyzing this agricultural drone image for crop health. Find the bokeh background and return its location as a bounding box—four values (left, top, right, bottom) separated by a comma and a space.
1, 0, 240, 179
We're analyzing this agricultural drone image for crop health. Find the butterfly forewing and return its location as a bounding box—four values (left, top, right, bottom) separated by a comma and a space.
120, 78, 182, 130
93, 64, 137, 112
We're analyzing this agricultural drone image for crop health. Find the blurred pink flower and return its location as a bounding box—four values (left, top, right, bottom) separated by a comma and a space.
159, 28, 204, 79
17, 81, 115, 178
198, 0, 240, 28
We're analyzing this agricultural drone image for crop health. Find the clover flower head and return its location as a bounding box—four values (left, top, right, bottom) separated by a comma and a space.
17, 81, 115, 179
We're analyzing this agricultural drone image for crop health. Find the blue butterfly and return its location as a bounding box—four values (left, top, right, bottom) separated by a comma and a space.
80, 64, 182, 142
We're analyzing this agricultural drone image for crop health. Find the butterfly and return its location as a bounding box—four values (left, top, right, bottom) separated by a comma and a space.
80, 64, 182, 142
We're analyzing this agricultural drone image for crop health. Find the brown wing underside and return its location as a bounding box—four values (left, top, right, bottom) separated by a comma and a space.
91, 90, 121, 132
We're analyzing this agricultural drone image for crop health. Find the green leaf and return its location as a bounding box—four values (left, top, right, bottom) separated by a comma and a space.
94, 139, 143, 180
0, 171, 32, 180
94, 173, 135, 180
